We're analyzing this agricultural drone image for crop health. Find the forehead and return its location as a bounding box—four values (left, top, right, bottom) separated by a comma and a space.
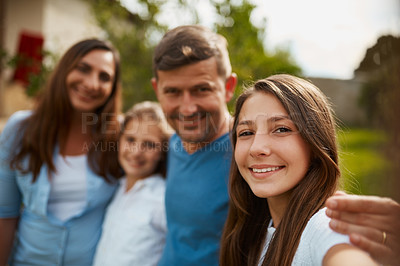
239, 92, 288, 121
79, 49, 115, 72
156, 57, 221, 89
123, 118, 163, 138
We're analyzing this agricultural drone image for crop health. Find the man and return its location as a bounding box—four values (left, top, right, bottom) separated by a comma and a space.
151, 25, 400, 266
151, 25, 236, 266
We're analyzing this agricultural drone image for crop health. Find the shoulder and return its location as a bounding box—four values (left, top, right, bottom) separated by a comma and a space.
295, 208, 350, 265
169, 133, 180, 144
143, 174, 166, 194
2, 110, 32, 132
303, 207, 349, 243
0, 110, 32, 148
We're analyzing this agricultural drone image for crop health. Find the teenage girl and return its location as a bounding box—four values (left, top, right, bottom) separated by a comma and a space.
220, 74, 377, 265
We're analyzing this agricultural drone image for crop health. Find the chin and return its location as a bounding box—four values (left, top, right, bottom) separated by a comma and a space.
249, 187, 271, 199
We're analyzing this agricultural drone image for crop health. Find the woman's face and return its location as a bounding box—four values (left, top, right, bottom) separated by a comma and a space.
234, 92, 311, 202
66, 49, 115, 113
118, 118, 163, 180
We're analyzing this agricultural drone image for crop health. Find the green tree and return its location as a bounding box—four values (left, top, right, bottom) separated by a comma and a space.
86, 0, 167, 111
213, 0, 301, 107
87, 0, 301, 110
0, 48, 57, 97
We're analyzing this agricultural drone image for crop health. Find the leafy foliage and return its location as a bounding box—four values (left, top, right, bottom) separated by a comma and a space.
0, 48, 56, 97
86, 0, 170, 111
212, 0, 301, 109
86, 0, 301, 111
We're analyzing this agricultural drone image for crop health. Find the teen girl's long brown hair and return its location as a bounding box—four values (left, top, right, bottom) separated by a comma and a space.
220, 74, 340, 266
10, 38, 123, 182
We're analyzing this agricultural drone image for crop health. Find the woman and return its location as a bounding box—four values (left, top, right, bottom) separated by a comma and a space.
0, 38, 123, 265
220, 74, 377, 265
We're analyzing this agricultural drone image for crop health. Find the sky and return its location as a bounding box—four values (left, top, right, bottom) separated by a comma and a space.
122, 0, 400, 80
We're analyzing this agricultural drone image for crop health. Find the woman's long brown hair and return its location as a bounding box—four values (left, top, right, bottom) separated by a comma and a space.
220, 74, 340, 266
10, 38, 123, 182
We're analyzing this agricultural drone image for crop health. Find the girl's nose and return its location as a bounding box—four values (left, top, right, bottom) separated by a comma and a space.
249, 132, 272, 157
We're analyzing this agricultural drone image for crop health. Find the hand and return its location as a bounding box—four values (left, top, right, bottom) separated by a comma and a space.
326, 192, 400, 265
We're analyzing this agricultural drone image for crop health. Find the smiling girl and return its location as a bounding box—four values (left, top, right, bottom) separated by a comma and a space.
93, 101, 172, 266
220, 74, 377, 265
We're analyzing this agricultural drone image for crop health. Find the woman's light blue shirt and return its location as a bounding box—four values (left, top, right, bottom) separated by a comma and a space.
0, 110, 118, 265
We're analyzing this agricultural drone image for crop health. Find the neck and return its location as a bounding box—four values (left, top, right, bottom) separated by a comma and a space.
125, 175, 143, 192
61, 111, 92, 156
267, 191, 291, 228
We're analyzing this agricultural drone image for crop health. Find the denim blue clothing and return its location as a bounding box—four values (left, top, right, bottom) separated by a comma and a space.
158, 133, 232, 266
0, 111, 118, 266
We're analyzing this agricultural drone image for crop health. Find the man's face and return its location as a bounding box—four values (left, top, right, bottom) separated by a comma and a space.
152, 57, 235, 146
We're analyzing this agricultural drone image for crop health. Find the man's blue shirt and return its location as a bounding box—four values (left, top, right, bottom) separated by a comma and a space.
158, 133, 232, 266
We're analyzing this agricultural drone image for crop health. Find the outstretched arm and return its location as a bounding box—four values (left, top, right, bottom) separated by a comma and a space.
326, 193, 400, 266
323, 243, 378, 266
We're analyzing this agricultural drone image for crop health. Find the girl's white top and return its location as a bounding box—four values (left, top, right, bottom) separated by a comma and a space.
93, 174, 166, 266
258, 207, 351, 265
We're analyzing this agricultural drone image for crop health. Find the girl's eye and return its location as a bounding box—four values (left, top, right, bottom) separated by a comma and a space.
126, 136, 135, 143
237, 130, 253, 137
275, 127, 291, 133
143, 141, 157, 149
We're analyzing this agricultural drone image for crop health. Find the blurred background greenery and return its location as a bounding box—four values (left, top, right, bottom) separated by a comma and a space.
338, 128, 393, 197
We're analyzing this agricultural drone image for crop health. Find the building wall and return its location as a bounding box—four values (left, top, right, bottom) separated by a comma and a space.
309, 77, 366, 126
1, 0, 45, 117
0, 0, 103, 122
43, 0, 103, 55
4, 0, 44, 57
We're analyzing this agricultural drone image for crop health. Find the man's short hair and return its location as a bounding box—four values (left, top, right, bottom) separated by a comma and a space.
152, 25, 232, 80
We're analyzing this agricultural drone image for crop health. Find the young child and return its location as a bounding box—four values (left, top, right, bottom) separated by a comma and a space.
220, 74, 378, 265
93, 101, 172, 266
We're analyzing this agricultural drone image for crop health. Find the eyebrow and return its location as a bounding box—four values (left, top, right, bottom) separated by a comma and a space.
77, 61, 114, 74
237, 115, 291, 126
76, 61, 91, 67
162, 82, 213, 91
192, 82, 212, 89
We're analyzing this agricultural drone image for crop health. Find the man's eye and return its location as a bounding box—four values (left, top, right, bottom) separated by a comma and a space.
198, 87, 211, 92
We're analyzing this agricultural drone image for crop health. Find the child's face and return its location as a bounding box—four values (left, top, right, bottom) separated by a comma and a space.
234, 92, 311, 202
118, 118, 163, 179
